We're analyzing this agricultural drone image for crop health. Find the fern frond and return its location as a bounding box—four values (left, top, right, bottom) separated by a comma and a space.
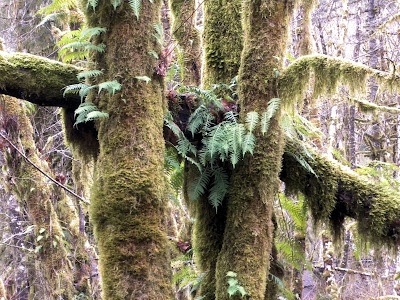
80, 27, 107, 40
63, 83, 89, 97
242, 133, 256, 157
98, 80, 122, 95
129, 0, 141, 20
111, 0, 122, 9
209, 167, 229, 210
87, 0, 98, 11
153, 23, 163, 45
37, 0, 77, 15
79, 84, 98, 100
77, 70, 103, 80
224, 111, 238, 123
245, 111, 259, 133
85, 110, 109, 121
286, 151, 316, 176
74, 102, 97, 117
189, 168, 212, 201
37, 12, 66, 27
176, 134, 197, 157
261, 98, 281, 135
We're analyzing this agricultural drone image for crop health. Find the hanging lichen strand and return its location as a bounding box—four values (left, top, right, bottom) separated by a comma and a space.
170, 0, 201, 85
214, 1, 294, 299
80, 0, 174, 298
203, 0, 243, 86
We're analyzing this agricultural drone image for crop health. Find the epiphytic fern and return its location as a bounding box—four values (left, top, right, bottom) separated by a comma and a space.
73, 102, 108, 127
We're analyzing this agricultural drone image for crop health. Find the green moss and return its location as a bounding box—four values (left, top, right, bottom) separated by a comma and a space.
203, 0, 243, 86
0, 51, 81, 107
2, 97, 75, 299
82, 1, 175, 298
279, 54, 400, 112
170, 0, 202, 85
282, 139, 400, 249
214, 1, 292, 299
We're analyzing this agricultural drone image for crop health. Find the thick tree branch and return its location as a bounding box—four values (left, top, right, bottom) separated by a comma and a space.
0, 51, 81, 109
281, 139, 400, 248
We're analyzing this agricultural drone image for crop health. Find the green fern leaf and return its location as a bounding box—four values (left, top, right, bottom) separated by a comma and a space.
135, 76, 152, 84
245, 111, 259, 133
80, 27, 107, 40
129, 0, 141, 20
148, 50, 159, 59
77, 70, 103, 80
85, 110, 109, 121
79, 84, 98, 100
261, 98, 281, 134
88, 0, 98, 10
189, 168, 212, 201
74, 102, 97, 117
242, 133, 255, 157
111, 0, 122, 9
63, 83, 89, 97
208, 167, 229, 210
98, 80, 122, 95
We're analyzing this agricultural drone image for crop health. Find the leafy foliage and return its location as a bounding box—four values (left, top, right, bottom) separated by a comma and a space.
73, 102, 108, 127
226, 272, 247, 298
171, 252, 205, 295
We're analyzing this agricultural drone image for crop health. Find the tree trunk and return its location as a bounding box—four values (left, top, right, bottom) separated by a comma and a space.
81, 1, 174, 298
1, 96, 76, 299
215, 1, 293, 299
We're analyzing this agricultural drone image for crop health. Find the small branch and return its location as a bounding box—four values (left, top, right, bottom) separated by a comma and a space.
333, 266, 373, 276
0, 240, 32, 252
0, 131, 89, 204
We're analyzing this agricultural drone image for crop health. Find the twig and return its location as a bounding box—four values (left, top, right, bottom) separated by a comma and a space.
0, 131, 89, 204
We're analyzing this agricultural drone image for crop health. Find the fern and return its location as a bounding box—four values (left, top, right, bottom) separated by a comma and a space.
226, 272, 247, 298
37, 0, 77, 16
241, 133, 256, 157
269, 274, 295, 300
74, 102, 108, 127
87, 0, 98, 10
129, 0, 141, 19
245, 111, 259, 133
79, 84, 98, 100
261, 98, 281, 134
63, 83, 89, 97
153, 23, 163, 46
80, 27, 107, 40
209, 167, 229, 209
111, 0, 122, 9
98, 81, 122, 95
189, 168, 212, 201
77, 70, 103, 80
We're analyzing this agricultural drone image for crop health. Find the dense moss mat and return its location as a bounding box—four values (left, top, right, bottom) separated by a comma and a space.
0, 51, 81, 108
282, 139, 400, 249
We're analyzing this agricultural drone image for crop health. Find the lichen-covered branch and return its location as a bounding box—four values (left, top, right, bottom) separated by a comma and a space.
281, 138, 400, 248
0, 51, 81, 108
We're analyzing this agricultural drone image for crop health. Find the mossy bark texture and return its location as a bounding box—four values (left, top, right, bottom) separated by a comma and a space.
282, 139, 400, 248
82, 1, 174, 299
2, 97, 75, 299
170, 0, 202, 85
214, 1, 293, 299
203, 0, 243, 86
0, 51, 81, 108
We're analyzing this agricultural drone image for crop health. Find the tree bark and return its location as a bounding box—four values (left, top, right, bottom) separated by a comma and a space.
0, 51, 81, 108
81, 1, 174, 298
214, 1, 294, 299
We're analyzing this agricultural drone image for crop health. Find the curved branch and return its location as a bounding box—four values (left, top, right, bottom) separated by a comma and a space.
281, 138, 400, 248
0, 51, 82, 109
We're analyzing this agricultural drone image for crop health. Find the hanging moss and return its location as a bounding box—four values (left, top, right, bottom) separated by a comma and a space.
279, 54, 400, 112
203, 0, 243, 86
282, 139, 400, 249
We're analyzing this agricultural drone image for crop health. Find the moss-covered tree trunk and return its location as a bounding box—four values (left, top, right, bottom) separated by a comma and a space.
182, 1, 243, 299
1, 97, 75, 299
81, 1, 174, 298
214, 1, 294, 299
203, 0, 243, 87
170, 0, 201, 85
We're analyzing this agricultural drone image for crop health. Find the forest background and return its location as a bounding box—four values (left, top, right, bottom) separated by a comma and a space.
2, 0, 400, 299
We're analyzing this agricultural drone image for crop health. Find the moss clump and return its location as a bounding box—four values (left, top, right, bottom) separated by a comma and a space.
0, 51, 81, 108
203, 0, 243, 86
170, 0, 202, 85
279, 54, 400, 112
282, 139, 400, 249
